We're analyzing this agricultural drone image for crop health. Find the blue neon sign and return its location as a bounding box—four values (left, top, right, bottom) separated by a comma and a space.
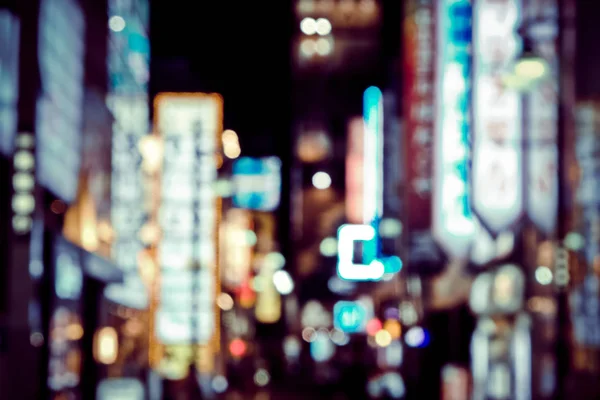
337, 87, 402, 281
333, 301, 367, 333
232, 156, 281, 211
433, 0, 475, 258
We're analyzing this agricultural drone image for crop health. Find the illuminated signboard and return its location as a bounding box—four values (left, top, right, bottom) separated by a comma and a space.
403, 0, 437, 267
109, 95, 148, 278
108, 0, 149, 95
346, 117, 364, 224
232, 156, 281, 211
48, 236, 84, 398
337, 87, 402, 281
472, 0, 524, 234
97, 378, 144, 400
526, 0, 559, 234
333, 300, 368, 333
220, 208, 253, 289
153, 93, 221, 370
572, 104, 600, 348
36, 0, 85, 203
432, 0, 474, 258
0, 10, 20, 156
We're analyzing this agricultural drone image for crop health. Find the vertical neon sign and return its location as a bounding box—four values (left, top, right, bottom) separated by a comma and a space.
472, 0, 524, 235
362, 86, 384, 263
526, 0, 559, 235
433, 0, 474, 258
337, 87, 401, 281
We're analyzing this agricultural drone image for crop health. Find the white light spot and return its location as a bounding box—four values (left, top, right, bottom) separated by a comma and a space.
319, 237, 338, 257
224, 142, 241, 159
273, 270, 294, 295
315, 18, 332, 36
29, 260, 43, 278
315, 38, 332, 56
109, 15, 126, 32
312, 171, 331, 189
535, 266, 553, 285
216, 293, 234, 311
564, 232, 585, 251
300, 38, 316, 57
12, 193, 35, 214
211, 375, 228, 393
254, 369, 270, 387
283, 336, 301, 358
300, 17, 317, 35
379, 218, 403, 238
245, 230, 257, 246
405, 326, 425, 348
375, 329, 392, 347
264, 252, 286, 270
14, 150, 34, 171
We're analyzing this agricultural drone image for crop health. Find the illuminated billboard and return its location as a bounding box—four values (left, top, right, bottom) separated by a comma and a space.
232, 156, 281, 211
403, 0, 443, 269
0, 10, 20, 156
472, 0, 524, 234
220, 208, 254, 289
346, 117, 365, 224
109, 95, 149, 278
152, 93, 222, 373
432, 0, 474, 258
525, 0, 559, 234
36, 0, 85, 203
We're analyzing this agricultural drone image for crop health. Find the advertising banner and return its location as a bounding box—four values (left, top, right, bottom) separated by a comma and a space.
0, 10, 20, 156
432, 0, 475, 258
403, 0, 439, 266
472, 0, 524, 235
109, 95, 149, 277
525, 0, 559, 235
153, 93, 222, 373
36, 0, 85, 203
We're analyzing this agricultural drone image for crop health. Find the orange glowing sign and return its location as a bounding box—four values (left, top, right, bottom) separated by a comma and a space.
346, 117, 365, 223
150, 92, 223, 373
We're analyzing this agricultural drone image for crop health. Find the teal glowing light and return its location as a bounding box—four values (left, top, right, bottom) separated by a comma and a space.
336, 87, 402, 281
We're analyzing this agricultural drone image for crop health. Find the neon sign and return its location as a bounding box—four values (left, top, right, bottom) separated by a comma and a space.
337, 87, 402, 281
526, 0, 559, 234
472, 0, 524, 234
433, 0, 474, 258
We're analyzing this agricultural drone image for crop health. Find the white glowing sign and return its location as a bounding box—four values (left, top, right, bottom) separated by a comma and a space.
526, 1, 559, 234
36, 0, 85, 202
0, 11, 20, 156
472, 0, 524, 234
337, 87, 401, 281
109, 95, 149, 277
154, 93, 221, 345
433, 0, 474, 258
337, 224, 384, 281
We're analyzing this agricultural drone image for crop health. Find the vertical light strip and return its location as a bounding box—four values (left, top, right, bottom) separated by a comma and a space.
526, 0, 559, 234
337, 86, 397, 281
153, 93, 222, 372
362, 86, 384, 225
363, 87, 383, 264
346, 118, 365, 224
472, 0, 524, 234
433, 0, 474, 258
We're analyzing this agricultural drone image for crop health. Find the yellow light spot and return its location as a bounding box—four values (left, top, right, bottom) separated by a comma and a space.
374, 329, 392, 348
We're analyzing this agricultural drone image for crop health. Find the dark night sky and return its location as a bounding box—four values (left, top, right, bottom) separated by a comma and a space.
150, 0, 600, 157
150, 1, 294, 157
